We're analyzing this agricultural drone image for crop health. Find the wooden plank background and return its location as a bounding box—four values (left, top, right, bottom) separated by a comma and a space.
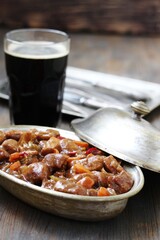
0, 0, 160, 34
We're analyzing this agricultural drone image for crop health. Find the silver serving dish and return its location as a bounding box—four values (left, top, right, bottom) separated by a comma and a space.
71, 101, 160, 173
0, 125, 144, 221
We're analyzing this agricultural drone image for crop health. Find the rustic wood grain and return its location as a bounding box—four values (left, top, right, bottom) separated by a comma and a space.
0, 27, 160, 239
1, 0, 160, 34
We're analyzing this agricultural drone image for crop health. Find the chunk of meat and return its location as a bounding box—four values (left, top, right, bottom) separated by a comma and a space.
87, 155, 105, 171
35, 129, 59, 140
2, 139, 18, 153
5, 130, 23, 141
107, 170, 133, 194
21, 162, 50, 184
92, 170, 112, 187
40, 137, 60, 155
41, 178, 57, 189
71, 155, 105, 171
104, 155, 123, 174
60, 138, 80, 153
54, 179, 88, 195
0, 148, 9, 161
42, 153, 68, 171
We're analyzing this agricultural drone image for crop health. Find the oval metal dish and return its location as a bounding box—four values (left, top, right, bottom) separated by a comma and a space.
0, 125, 144, 221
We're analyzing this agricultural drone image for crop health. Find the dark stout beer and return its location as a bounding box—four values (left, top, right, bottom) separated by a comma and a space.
5, 41, 68, 126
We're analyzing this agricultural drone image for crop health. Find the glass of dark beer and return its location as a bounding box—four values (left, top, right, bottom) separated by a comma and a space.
4, 28, 70, 127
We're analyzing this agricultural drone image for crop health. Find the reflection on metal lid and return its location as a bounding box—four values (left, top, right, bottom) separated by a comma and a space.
71, 102, 160, 173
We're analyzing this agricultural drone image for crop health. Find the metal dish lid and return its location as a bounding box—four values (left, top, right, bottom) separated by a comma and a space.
71, 101, 160, 173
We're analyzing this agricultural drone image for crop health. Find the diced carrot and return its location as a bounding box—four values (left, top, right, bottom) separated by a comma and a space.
97, 187, 113, 196
9, 161, 21, 171
9, 151, 28, 162
73, 163, 91, 174
74, 140, 89, 149
77, 176, 95, 189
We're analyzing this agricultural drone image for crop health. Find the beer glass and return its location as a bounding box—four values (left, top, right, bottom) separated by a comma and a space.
4, 29, 70, 127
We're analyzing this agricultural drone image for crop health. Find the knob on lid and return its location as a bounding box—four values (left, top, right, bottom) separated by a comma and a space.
71, 102, 160, 173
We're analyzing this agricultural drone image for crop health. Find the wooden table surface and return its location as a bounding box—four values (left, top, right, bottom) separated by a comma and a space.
0, 28, 160, 240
